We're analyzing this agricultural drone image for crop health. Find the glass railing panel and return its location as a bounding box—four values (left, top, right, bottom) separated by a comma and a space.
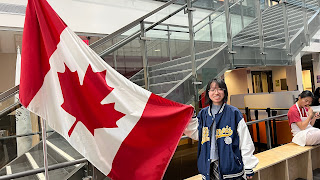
146, 28, 171, 67
91, 1, 187, 57
194, 12, 227, 54
101, 37, 143, 80
194, 24, 212, 53
233, 46, 264, 66
163, 75, 195, 104
230, 0, 257, 48
264, 48, 291, 65
91, 24, 140, 56
169, 32, 190, 61
308, 11, 320, 35
196, 47, 230, 90
230, 0, 246, 38
144, 27, 191, 71
289, 31, 304, 55
243, 0, 257, 18
163, 46, 229, 104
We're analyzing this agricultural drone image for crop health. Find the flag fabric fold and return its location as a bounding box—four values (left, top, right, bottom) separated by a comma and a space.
20, 0, 193, 179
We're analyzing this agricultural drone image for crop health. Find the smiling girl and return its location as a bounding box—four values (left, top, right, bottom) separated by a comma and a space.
185, 79, 258, 180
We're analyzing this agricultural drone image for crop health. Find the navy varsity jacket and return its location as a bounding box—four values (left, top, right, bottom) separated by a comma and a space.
184, 103, 259, 180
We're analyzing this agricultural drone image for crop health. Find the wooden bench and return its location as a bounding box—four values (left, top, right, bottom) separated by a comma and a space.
185, 143, 320, 180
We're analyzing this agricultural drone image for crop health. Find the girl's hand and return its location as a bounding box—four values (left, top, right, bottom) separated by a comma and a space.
307, 107, 314, 117
315, 112, 320, 119
247, 176, 253, 179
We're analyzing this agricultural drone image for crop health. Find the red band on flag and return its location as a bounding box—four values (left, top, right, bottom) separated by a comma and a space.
20, 0, 67, 107
108, 94, 193, 180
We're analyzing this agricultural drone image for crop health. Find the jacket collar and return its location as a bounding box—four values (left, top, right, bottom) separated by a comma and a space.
207, 103, 226, 116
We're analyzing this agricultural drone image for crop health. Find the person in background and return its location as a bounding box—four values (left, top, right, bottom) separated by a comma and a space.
288, 90, 320, 146
184, 78, 259, 180
312, 87, 320, 106
312, 87, 320, 128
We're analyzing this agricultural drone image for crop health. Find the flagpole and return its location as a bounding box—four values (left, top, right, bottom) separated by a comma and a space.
41, 118, 49, 180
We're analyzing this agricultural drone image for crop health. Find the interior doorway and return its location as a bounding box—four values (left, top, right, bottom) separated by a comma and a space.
252, 71, 273, 93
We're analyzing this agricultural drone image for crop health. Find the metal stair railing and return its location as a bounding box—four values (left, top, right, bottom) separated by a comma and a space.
143, 0, 257, 102
89, 0, 179, 51
89, 0, 206, 58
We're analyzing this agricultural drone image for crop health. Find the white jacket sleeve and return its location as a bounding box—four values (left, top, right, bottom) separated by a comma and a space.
237, 118, 259, 176
184, 117, 199, 141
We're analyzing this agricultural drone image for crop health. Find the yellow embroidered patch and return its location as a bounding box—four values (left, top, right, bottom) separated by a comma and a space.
216, 125, 233, 139
201, 127, 210, 145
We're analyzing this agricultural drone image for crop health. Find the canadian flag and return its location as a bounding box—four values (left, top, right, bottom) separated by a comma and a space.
19, 0, 193, 179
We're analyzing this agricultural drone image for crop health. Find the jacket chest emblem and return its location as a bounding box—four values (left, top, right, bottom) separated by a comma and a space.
201, 127, 210, 145
216, 125, 233, 139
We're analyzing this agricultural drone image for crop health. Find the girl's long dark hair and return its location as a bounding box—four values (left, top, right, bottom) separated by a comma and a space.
205, 78, 228, 106
296, 90, 314, 102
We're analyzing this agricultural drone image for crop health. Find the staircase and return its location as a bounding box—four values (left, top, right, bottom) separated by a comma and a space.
0, 132, 86, 180
126, 0, 320, 104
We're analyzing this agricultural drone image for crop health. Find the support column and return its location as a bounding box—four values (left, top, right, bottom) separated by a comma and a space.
256, 0, 266, 65
295, 53, 304, 92
240, 0, 244, 29
302, 0, 310, 46
187, 0, 199, 112
167, 25, 172, 61
224, 0, 236, 68
140, 21, 149, 90
209, 16, 214, 48
282, 0, 290, 53
112, 39, 117, 70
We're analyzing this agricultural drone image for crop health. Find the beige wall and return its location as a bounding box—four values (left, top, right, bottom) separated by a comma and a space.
272, 66, 287, 92
0, 53, 16, 92
286, 66, 298, 91
225, 66, 298, 97
224, 69, 248, 103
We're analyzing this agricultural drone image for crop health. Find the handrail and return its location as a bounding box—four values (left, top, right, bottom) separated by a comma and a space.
0, 85, 19, 103
89, 0, 178, 49
194, 11, 225, 33
94, 0, 202, 57
193, 0, 243, 28
0, 101, 21, 119
246, 114, 288, 125
98, 4, 188, 57
193, 4, 225, 27
0, 130, 55, 140
0, 158, 87, 180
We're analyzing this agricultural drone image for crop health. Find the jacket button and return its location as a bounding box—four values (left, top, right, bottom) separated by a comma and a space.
208, 159, 210, 161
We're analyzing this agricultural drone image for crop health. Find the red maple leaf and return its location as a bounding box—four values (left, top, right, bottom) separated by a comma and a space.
58, 64, 125, 137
